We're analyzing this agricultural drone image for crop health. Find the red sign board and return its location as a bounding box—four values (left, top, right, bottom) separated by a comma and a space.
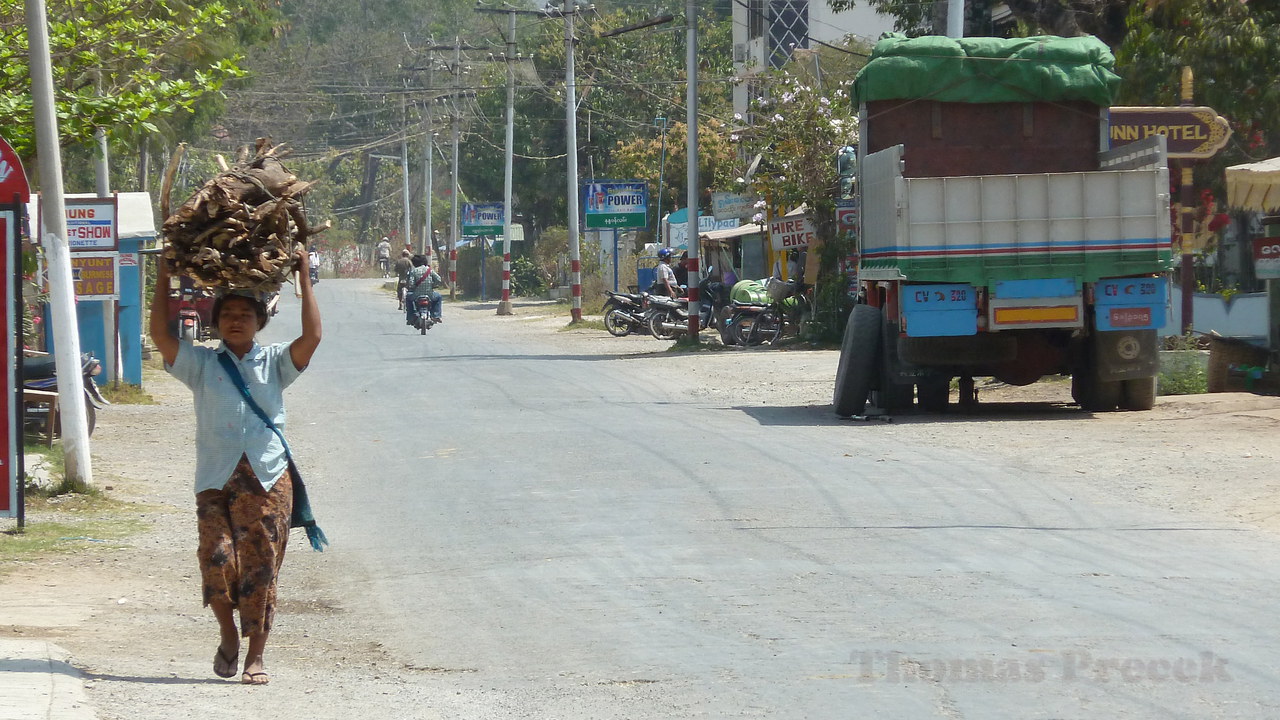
1109, 306, 1153, 328
1253, 237, 1280, 280
0, 136, 30, 204
1, 215, 12, 515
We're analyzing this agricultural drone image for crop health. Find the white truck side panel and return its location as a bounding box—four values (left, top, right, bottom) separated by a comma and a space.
859, 144, 1171, 269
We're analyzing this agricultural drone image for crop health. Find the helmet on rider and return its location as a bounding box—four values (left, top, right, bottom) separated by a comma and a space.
657, 248, 673, 260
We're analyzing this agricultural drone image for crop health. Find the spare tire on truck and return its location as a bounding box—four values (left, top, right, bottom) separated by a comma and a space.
833, 304, 881, 417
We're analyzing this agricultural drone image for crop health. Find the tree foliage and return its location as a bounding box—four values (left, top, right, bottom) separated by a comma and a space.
1117, 0, 1280, 168
0, 0, 261, 162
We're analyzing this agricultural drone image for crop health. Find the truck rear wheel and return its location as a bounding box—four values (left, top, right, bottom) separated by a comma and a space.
833, 305, 881, 417
871, 320, 914, 413
1120, 376, 1156, 411
1072, 371, 1121, 412
916, 376, 951, 412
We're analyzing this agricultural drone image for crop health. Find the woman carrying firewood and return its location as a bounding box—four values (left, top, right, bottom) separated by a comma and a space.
148, 249, 322, 686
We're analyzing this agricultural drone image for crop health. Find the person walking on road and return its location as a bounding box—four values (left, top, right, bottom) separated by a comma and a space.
148, 250, 323, 686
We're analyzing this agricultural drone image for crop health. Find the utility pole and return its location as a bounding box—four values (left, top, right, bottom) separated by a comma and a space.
400, 91, 412, 252
450, 37, 462, 299
477, 4, 541, 315
564, 0, 583, 322
684, 0, 700, 337
423, 60, 435, 259
25, 0, 92, 487
94, 74, 117, 384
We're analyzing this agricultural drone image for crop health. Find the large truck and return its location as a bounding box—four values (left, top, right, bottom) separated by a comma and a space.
833, 34, 1172, 416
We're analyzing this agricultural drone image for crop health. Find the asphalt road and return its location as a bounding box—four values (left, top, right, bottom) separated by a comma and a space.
266, 279, 1280, 719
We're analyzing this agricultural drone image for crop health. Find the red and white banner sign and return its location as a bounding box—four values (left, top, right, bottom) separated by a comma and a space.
0, 136, 30, 204
1253, 237, 1280, 280
769, 213, 815, 251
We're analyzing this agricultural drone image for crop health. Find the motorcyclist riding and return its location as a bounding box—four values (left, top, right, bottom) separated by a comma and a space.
405, 254, 445, 326
393, 250, 413, 310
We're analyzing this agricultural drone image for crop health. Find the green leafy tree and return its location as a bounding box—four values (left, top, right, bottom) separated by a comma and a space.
1117, 0, 1280, 168
0, 0, 254, 163
732, 66, 861, 339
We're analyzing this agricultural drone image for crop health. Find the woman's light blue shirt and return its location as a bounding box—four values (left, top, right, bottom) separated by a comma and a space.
167, 340, 304, 494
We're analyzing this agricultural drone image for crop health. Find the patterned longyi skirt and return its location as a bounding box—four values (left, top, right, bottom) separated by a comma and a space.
195, 455, 293, 637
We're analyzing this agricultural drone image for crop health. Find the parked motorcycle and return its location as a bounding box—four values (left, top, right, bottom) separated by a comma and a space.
697, 271, 736, 346
411, 295, 437, 334
646, 293, 691, 340
22, 352, 109, 437
602, 290, 649, 337
731, 279, 813, 346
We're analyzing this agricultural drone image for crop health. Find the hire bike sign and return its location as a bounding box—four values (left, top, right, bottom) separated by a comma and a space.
583, 181, 647, 230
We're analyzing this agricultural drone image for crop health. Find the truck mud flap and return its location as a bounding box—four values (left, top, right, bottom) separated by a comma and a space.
1092, 329, 1158, 382
897, 333, 1017, 368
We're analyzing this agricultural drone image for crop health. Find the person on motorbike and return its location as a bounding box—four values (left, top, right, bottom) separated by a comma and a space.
405, 254, 445, 325
393, 250, 413, 309
651, 248, 682, 297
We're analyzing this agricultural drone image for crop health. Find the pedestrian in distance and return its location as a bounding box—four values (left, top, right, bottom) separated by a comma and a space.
148, 249, 325, 686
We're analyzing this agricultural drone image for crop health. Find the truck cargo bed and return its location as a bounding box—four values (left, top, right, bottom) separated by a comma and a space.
859, 145, 1172, 284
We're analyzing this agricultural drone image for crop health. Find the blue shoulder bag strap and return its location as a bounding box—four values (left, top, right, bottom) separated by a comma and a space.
216, 351, 329, 551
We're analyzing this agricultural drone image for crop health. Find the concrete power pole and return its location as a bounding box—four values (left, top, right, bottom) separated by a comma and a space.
449, 38, 462, 300
564, 0, 583, 322
499, 10, 517, 315
25, 0, 93, 486
423, 60, 435, 260
684, 0, 700, 337
401, 92, 412, 252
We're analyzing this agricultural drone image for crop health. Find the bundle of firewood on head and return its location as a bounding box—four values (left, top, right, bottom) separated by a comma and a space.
160, 138, 330, 293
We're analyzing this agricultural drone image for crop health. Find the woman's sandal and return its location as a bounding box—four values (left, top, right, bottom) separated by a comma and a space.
241, 671, 270, 685
213, 645, 238, 679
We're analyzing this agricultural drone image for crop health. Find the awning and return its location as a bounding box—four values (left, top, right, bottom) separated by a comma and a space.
700, 223, 765, 242
1225, 157, 1280, 212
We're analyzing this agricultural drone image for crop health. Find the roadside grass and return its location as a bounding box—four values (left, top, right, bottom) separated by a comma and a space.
561, 319, 606, 332
100, 382, 155, 404
2, 445, 151, 567
1, 487, 146, 563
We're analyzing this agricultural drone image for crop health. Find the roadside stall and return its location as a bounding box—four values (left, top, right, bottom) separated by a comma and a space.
1221, 157, 1280, 390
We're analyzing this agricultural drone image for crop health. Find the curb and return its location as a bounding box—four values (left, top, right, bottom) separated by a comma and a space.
0, 639, 98, 720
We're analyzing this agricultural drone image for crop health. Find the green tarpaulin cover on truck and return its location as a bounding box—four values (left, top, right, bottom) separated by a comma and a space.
853, 34, 1120, 106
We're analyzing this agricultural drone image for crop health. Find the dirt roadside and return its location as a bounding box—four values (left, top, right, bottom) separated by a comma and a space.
3, 296, 1279, 718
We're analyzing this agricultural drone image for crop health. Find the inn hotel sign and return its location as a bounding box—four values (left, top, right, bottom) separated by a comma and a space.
1109, 106, 1232, 159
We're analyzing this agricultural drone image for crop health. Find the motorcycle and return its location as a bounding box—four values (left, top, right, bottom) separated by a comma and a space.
22, 351, 109, 437
735, 279, 813, 346
602, 290, 649, 337
646, 293, 690, 340
168, 282, 215, 342
412, 294, 437, 334
697, 271, 736, 346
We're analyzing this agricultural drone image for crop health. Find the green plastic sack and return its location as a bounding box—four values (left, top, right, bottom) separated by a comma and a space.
731, 279, 769, 304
